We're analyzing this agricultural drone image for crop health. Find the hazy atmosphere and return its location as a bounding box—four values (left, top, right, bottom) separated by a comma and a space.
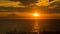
0, 0, 60, 34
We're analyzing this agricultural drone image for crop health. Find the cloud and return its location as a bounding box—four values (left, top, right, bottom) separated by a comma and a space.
0, 0, 59, 7
0, 0, 37, 7
49, 0, 60, 8
10, 0, 37, 5
35, 0, 59, 6
0, 0, 26, 8
35, 0, 50, 6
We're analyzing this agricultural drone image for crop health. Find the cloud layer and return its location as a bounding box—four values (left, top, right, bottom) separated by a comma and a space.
0, 0, 59, 7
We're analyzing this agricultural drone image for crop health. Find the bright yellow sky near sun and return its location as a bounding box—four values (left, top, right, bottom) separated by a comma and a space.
0, 0, 59, 7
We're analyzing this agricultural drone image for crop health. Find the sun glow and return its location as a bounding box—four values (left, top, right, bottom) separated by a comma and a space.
33, 13, 40, 17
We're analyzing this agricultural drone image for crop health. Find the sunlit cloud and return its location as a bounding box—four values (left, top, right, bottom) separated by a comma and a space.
0, 0, 26, 8
36, 0, 49, 6
35, 0, 59, 6
48, 0, 60, 8
0, 0, 59, 7
49, 0, 59, 4
48, 5, 59, 8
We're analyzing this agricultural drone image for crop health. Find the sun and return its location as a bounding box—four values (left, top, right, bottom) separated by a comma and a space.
33, 13, 40, 17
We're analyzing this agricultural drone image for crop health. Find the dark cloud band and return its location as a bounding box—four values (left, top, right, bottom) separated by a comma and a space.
10, 0, 37, 5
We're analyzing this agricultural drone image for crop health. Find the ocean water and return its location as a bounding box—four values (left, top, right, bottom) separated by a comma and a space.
0, 19, 60, 34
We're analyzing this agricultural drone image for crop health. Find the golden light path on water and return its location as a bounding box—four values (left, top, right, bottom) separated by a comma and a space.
32, 13, 40, 34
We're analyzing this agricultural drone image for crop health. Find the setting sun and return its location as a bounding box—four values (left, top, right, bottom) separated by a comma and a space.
33, 13, 40, 17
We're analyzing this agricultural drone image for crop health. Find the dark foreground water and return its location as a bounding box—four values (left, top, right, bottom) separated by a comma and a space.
0, 19, 60, 34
